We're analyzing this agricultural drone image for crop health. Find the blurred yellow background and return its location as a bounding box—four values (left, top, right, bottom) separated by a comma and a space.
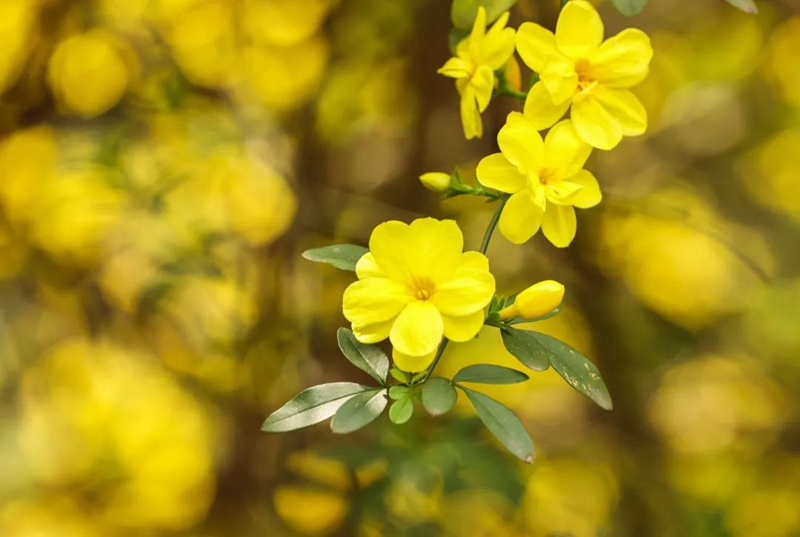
0, 0, 799, 535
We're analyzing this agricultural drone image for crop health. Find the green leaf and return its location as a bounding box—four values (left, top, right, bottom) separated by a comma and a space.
389, 368, 408, 384
262, 383, 368, 433
454, 364, 529, 384
724, 0, 757, 13
610, 0, 647, 16
530, 332, 613, 411
421, 377, 458, 416
337, 328, 389, 384
388, 386, 410, 400
461, 387, 534, 463
500, 327, 550, 371
330, 389, 388, 434
389, 397, 414, 424
301, 244, 368, 271
451, 0, 518, 29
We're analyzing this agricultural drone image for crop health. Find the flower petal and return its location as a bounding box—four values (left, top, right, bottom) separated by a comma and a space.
499, 191, 545, 244
498, 112, 545, 173
405, 218, 463, 283
355, 252, 384, 279
543, 120, 592, 179
460, 87, 483, 139
556, 0, 604, 58
468, 6, 487, 58
432, 268, 495, 317
368, 220, 413, 283
562, 169, 602, 209
476, 153, 527, 193
472, 65, 495, 112
541, 204, 577, 248
343, 278, 410, 325
523, 82, 571, 130
482, 14, 516, 70
516, 22, 560, 73
545, 180, 584, 205
438, 57, 471, 79
572, 87, 647, 149
589, 29, 653, 88
352, 318, 394, 344
390, 300, 443, 357
392, 347, 437, 373
541, 58, 579, 105
442, 310, 486, 342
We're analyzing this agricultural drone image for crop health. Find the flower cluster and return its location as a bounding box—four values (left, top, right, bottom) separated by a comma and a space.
268, 0, 651, 463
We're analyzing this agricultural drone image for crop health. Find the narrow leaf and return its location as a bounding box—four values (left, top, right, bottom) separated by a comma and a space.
454, 364, 529, 384
389, 368, 408, 384
531, 331, 613, 411
389, 398, 414, 424
461, 387, 534, 463
263, 383, 368, 433
610, 0, 647, 16
421, 377, 458, 416
337, 328, 389, 384
330, 389, 388, 434
724, 0, 757, 13
301, 244, 368, 271
451, 0, 518, 29
500, 327, 550, 371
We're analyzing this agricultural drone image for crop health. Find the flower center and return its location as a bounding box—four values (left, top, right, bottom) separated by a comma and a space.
574, 58, 599, 99
413, 277, 436, 301
538, 168, 558, 185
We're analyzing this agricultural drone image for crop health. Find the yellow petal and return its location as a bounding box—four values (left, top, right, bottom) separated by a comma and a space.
438, 57, 472, 79
390, 300, 443, 357
343, 278, 410, 325
468, 6, 487, 57
541, 58, 579, 105
543, 120, 592, 179
498, 112, 545, 173
562, 169, 602, 209
355, 252, 383, 279
460, 87, 483, 139
572, 87, 647, 149
482, 14, 516, 70
368, 220, 413, 284
556, 0, 604, 58
516, 22, 560, 73
442, 310, 486, 342
523, 82, 570, 130
476, 153, 527, 193
406, 218, 464, 283
541, 204, 577, 248
432, 269, 495, 317
589, 28, 653, 88
352, 318, 394, 344
499, 191, 545, 244
545, 180, 584, 205
456, 251, 490, 275
472, 65, 495, 112
392, 347, 437, 373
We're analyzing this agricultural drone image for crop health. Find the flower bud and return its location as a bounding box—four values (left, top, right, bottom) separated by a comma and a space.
498, 280, 564, 321
420, 172, 451, 192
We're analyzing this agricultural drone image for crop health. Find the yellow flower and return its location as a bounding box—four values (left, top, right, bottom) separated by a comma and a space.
516, 0, 652, 149
476, 113, 601, 247
499, 280, 565, 320
343, 218, 495, 372
419, 172, 451, 192
47, 30, 135, 117
438, 7, 515, 139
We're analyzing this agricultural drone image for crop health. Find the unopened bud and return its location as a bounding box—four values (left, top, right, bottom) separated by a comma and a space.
420, 172, 451, 192
498, 280, 564, 321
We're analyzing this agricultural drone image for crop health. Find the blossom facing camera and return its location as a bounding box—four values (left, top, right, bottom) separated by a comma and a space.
516, 0, 653, 149
499, 280, 565, 321
47, 30, 136, 117
438, 7, 516, 139
420, 172, 452, 192
343, 218, 495, 372
476, 113, 602, 247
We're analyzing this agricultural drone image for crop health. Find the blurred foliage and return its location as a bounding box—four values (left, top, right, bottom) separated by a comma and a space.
0, 0, 799, 536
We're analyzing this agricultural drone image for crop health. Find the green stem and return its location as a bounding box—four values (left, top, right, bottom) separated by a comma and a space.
480, 195, 508, 254
421, 339, 450, 383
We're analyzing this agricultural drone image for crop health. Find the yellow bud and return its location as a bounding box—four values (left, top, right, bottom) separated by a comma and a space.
420, 172, 451, 192
47, 30, 135, 117
499, 280, 564, 321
